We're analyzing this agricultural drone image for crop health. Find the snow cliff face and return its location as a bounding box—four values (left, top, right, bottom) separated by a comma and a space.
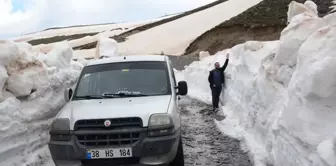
177, 1, 336, 166
0, 41, 82, 166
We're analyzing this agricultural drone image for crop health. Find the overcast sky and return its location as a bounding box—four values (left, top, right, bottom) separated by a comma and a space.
0, 0, 216, 39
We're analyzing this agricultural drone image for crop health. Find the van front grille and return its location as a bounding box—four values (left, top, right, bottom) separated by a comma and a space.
74, 117, 142, 130
74, 117, 143, 147
77, 133, 140, 146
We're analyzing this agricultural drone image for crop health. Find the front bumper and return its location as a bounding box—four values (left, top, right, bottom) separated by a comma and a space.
48, 128, 181, 166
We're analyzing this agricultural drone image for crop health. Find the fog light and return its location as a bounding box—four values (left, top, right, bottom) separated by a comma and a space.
148, 128, 174, 137
49, 118, 71, 141
50, 134, 71, 141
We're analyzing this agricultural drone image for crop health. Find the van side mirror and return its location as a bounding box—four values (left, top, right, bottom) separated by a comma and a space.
177, 81, 188, 96
64, 88, 73, 102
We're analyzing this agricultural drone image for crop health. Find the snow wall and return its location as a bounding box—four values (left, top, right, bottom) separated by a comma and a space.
0, 41, 83, 165
176, 1, 336, 166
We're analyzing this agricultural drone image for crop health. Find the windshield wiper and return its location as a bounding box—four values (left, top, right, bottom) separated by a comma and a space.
102, 92, 149, 98
75, 95, 104, 99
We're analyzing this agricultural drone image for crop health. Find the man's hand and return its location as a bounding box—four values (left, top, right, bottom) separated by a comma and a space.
213, 84, 216, 87
226, 53, 230, 59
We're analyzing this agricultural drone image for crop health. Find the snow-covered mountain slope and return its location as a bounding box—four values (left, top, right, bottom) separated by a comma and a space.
116, 0, 262, 56
13, 15, 178, 55
13, 15, 177, 43
10, 0, 263, 59
176, 1, 336, 166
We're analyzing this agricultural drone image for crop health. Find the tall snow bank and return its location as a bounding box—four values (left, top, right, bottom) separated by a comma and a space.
177, 1, 336, 166
0, 41, 82, 166
43, 42, 73, 68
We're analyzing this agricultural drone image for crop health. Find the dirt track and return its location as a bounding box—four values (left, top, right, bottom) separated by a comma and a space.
180, 96, 252, 166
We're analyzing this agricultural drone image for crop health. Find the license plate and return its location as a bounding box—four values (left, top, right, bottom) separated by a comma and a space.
86, 148, 132, 159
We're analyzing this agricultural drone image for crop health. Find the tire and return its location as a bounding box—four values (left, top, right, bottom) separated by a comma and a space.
169, 137, 185, 166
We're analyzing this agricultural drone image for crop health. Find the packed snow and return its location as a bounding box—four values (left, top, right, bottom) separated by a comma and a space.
94, 35, 119, 59
71, 35, 119, 60
116, 0, 262, 56
176, 1, 336, 166
0, 40, 82, 166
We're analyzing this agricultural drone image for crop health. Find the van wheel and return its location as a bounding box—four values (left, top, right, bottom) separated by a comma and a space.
170, 137, 184, 166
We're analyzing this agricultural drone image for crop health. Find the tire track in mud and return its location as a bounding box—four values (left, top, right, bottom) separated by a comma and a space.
180, 96, 252, 166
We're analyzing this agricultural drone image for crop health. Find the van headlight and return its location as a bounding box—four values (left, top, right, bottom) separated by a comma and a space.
147, 114, 175, 137
49, 118, 71, 141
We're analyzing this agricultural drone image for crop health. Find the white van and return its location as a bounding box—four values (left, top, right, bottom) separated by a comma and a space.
48, 55, 188, 166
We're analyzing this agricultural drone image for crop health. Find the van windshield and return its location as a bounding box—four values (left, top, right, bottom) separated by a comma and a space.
73, 61, 171, 100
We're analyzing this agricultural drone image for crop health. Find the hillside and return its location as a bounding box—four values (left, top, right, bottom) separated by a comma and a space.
19, 18, 174, 45
12, 0, 334, 58
184, 0, 334, 56
115, 0, 262, 56
70, 0, 230, 51
21, 1, 227, 47
70, 0, 263, 57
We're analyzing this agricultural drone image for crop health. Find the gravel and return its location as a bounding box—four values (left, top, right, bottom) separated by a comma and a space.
180, 96, 253, 166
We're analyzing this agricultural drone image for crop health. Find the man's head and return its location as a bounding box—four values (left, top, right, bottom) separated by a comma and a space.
214, 62, 220, 69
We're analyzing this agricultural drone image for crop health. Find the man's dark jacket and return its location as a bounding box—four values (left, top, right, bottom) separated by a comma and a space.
208, 58, 229, 87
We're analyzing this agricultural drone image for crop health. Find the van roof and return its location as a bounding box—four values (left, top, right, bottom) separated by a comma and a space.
86, 55, 168, 66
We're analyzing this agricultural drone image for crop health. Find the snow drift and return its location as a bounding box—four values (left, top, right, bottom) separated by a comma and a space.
177, 1, 336, 166
0, 41, 82, 166
73, 35, 119, 60
94, 35, 118, 59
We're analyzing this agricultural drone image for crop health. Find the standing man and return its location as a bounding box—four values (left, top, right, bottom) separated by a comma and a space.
208, 53, 229, 112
